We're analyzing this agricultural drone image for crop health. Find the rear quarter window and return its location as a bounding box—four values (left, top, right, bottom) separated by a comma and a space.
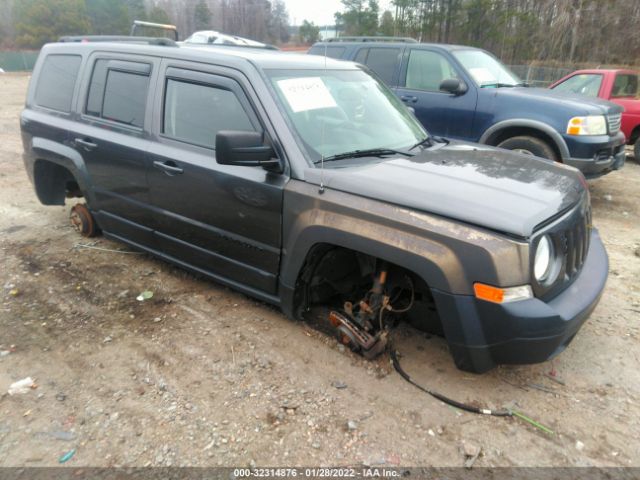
34, 54, 82, 113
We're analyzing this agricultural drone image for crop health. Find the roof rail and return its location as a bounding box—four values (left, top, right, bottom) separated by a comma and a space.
58, 35, 177, 46
326, 36, 417, 43
131, 20, 179, 41
185, 42, 280, 51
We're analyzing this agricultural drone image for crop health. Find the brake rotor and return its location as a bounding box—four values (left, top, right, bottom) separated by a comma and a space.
70, 204, 98, 237
329, 310, 387, 360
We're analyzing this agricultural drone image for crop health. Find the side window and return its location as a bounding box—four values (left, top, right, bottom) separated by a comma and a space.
35, 54, 82, 112
552, 74, 602, 98
85, 59, 150, 128
612, 74, 638, 97
163, 79, 255, 149
308, 45, 346, 59
405, 50, 458, 91
357, 48, 400, 85
354, 48, 368, 64
86, 59, 109, 116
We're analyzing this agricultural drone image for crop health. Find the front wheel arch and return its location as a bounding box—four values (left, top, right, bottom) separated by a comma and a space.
289, 242, 444, 333
496, 135, 558, 160
481, 122, 566, 162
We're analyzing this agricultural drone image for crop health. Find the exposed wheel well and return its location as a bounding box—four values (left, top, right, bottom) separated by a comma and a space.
629, 125, 640, 145
33, 160, 83, 205
292, 243, 443, 335
484, 126, 562, 162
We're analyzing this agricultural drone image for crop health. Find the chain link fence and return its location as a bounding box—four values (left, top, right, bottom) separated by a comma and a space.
0, 51, 39, 72
508, 65, 574, 87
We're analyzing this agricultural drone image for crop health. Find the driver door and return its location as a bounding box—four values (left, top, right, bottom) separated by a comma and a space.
395, 49, 477, 140
146, 62, 286, 294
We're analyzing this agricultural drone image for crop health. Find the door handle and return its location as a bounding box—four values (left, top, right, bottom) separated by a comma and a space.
74, 138, 97, 151
153, 160, 184, 176
400, 95, 418, 103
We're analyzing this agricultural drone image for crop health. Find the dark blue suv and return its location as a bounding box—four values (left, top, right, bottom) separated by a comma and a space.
309, 38, 626, 178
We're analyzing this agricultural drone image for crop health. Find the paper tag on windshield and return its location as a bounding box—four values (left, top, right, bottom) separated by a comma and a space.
277, 77, 337, 113
469, 67, 496, 84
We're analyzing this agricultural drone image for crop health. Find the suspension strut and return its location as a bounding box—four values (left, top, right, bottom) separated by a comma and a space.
328, 261, 390, 359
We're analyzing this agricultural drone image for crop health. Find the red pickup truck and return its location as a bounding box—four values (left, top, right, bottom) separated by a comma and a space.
550, 69, 640, 161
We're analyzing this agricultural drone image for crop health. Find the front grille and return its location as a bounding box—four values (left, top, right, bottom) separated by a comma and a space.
532, 198, 591, 300
607, 113, 621, 134
560, 206, 591, 280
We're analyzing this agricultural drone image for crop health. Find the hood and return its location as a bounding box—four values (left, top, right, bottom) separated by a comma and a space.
494, 87, 623, 115
304, 143, 586, 238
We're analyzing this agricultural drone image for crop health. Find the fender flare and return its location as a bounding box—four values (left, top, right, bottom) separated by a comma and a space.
278, 214, 475, 319
31, 137, 96, 206
479, 119, 570, 161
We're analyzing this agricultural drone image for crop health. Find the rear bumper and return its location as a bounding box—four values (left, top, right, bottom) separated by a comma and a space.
432, 229, 608, 373
563, 131, 626, 178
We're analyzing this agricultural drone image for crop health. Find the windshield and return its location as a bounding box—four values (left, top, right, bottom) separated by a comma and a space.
551, 73, 603, 97
453, 50, 521, 87
266, 69, 426, 164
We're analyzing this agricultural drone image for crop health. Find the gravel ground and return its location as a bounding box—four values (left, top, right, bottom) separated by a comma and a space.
1, 73, 639, 467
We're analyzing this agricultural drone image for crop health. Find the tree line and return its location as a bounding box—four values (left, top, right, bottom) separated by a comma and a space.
336, 0, 640, 65
2, 0, 640, 66
0, 0, 291, 48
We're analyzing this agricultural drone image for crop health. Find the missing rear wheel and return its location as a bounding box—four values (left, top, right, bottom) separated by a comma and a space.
70, 203, 99, 237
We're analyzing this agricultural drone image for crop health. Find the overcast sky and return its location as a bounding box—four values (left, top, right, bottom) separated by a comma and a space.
285, 0, 394, 26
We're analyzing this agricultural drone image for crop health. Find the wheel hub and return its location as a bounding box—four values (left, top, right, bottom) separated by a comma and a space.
70, 210, 83, 232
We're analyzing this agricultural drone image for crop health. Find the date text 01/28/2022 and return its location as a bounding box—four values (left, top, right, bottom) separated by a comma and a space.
233, 467, 402, 477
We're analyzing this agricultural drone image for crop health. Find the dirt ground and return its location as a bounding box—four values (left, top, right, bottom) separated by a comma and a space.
1, 72, 639, 468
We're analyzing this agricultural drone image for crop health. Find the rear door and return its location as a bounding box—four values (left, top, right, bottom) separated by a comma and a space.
73, 53, 159, 247
145, 61, 286, 294
395, 48, 477, 139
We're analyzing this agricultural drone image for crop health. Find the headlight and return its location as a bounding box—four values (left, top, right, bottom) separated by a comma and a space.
566, 115, 607, 135
534, 235, 553, 282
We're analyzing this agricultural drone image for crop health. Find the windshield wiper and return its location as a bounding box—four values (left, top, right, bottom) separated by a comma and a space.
409, 135, 434, 151
314, 148, 413, 164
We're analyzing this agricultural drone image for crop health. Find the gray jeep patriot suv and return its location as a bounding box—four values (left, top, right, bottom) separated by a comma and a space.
21, 38, 608, 373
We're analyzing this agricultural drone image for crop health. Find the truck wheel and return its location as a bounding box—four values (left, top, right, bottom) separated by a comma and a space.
634, 138, 640, 163
70, 203, 99, 237
497, 136, 557, 161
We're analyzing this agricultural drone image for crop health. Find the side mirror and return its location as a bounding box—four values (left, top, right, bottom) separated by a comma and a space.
439, 78, 467, 95
215, 130, 281, 172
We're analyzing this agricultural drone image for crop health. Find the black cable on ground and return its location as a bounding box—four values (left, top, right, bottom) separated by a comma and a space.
389, 344, 556, 434
390, 347, 512, 417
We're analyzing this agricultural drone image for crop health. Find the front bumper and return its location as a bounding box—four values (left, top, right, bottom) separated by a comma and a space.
563, 131, 626, 178
431, 229, 608, 373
